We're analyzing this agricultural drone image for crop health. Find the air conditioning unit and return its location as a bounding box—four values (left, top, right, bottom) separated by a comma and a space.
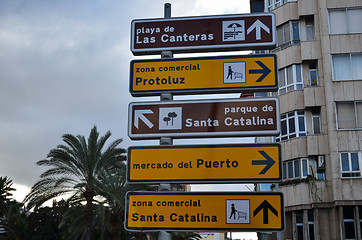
318, 156, 325, 170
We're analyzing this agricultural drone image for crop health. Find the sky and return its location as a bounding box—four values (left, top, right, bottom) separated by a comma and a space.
1, 0, 258, 238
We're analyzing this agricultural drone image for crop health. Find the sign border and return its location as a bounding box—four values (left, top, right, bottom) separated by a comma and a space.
127, 143, 282, 184
130, 54, 278, 97
124, 191, 285, 232
131, 12, 276, 55
128, 97, 280, 140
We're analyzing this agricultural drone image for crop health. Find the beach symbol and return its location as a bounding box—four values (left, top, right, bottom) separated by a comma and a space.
223, 20, 245, 41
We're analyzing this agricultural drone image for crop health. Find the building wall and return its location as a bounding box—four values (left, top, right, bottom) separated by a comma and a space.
264, 0, 362, 239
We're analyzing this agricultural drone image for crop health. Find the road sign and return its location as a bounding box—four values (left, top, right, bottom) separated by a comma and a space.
125, 191, 284, 232
128, 98, 280, 139
131, 13, 276, 55
130, 54, 277, 96
127, 143, 281, 183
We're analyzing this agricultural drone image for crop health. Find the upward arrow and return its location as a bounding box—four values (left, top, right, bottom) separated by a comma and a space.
253, 200, 278, 224
247, 19, 270, 40
249, 61, 271, 83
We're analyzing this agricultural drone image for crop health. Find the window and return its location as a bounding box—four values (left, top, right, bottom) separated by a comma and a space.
317, 156, 326, 180
336, 101, 362, 130
329, 8, 362, 34
359, 206, 362, 238
276, 64, 303, 95
305, 17, 315, 40
309, 61, 318, 86
308, 210, 315, 240
312, 107, 321, 134
340, 152, 361, 178
296, 210, 304, 240
343, 206, 356, 240
332, 53, 362, 81
283, 158, 317, 179
276, 21, 300, 48
267, 0, 297, 11
293, 210, 316, 240
277, 111, 306, 142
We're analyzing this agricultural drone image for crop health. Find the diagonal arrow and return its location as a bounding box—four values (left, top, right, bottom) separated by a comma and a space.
134, 109, 154, 129
247, 19, 270, 40
249, 61, 272, 82
252, 151, 276, 174
253, 200, 278, 224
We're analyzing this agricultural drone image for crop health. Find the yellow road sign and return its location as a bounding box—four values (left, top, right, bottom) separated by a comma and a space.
127, 144, 281, 183
125, 191, 284, 232
130, 54, 277, 96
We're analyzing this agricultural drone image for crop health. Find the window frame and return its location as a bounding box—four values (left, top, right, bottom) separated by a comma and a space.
295, 210, 304, 240
309, 68, 318, 86
276, 21, 300, 48
312, 113, 321, 134
277, 64, 304, 95
332, 53, 362, 81
343, 206, 357, 240
336, 101, 362, 130
277, 110, 306, 142
307, 209, 316, 240
329, 8, 362, 34
340, 152, 361, 178
283, 158, 316, 180
267, 0, 297, 11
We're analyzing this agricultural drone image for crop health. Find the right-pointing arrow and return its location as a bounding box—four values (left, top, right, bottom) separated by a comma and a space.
134, 109, 154, 129
249, 61, 272, 82
253, 200, 278, 224
252, 151, 276, 174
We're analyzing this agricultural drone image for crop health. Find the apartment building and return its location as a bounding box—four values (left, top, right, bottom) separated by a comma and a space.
252, 0, 362, 239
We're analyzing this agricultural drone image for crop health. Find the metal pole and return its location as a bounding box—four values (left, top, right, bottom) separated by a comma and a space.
158, 4, 172, 240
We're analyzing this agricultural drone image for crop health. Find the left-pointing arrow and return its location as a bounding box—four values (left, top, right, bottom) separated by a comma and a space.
134, 109, 154, 129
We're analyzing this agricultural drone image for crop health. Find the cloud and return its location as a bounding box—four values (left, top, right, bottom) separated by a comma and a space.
0, 0, 252, 191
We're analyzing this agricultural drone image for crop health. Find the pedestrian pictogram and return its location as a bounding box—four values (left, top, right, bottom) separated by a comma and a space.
226, 200, 250, 224
224, 62, 246, 83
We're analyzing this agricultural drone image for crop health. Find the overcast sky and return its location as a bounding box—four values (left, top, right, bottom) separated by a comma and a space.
1, 0, 259, 238
0, 0, 257, 197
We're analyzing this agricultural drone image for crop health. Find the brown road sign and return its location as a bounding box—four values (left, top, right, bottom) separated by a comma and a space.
125, 191, 285, 232
131, 13, 276, 55
130, 54, 278, 96
127, 143, 282, 183
128, 98, 280, 140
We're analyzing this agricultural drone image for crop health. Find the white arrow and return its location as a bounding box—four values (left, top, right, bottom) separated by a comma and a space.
134, 109, 154, 129
247, 19, 270, 40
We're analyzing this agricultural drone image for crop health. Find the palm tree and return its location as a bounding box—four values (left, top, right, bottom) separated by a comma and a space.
0, 176, 16, 217
24, 126, 126, 240
95, 162, 156, 240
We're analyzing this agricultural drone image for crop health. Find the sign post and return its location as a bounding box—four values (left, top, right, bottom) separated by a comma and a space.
127, 144, 281, 183
130, 54, 277, 96
126, 4, 283, 237
125, 191, 284, 232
